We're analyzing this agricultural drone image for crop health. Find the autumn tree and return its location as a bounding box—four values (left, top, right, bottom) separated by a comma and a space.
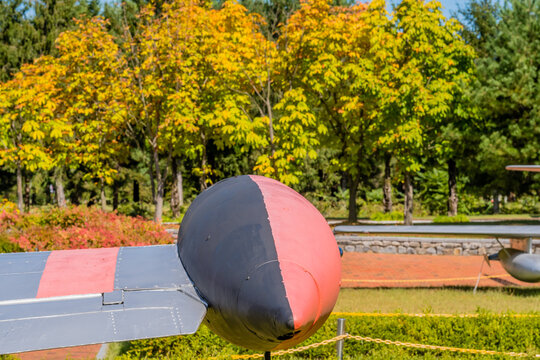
51, 18, 130, 210
122, 0, 269, 221
283, 0, 395, 221
0, 58, 63, 211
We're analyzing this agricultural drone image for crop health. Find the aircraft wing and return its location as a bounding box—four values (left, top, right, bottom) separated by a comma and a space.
0, 244, 207, 354
506, 165, 540, 172
334, 225, 540, 238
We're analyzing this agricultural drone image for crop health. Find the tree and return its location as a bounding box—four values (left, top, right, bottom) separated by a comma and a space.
122, 0, 268, 221
469, 0, 540, 204
378, 0, 475, 224
30, 0, 93, 57
52, 17, 130, 210
283, 0, 394, 221
0, 58, 63, 211
0, 0, 36, 81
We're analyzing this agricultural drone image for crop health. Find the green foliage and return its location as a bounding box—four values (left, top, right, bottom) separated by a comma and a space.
416, 169, 448, 215
117, 313, 540, 359
0, 355, 18, 360
501, 196, 540, 215
370, 210, 404, 221
0, 206, 173, 251
469, 0, 540, 195
433, 214, 470, 223
0, 234, 21, 253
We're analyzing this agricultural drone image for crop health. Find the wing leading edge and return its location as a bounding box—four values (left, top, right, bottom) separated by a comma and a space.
334, 225, 540, 239
0, 245, 207, 354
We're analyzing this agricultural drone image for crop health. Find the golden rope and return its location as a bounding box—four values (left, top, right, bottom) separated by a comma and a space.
342, 273, 511, 283
332, 311, 540, 318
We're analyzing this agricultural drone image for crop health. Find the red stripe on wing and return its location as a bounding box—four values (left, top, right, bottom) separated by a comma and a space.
37, 248, 119, 298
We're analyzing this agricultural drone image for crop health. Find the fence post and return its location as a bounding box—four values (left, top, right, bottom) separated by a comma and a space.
336, 318, 346, 360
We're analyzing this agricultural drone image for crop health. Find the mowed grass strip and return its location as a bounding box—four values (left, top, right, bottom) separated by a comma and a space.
335, 288, 540, 314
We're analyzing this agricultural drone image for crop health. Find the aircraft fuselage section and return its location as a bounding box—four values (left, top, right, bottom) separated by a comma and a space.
177, 175, 341, 351
498, 248, 540, 283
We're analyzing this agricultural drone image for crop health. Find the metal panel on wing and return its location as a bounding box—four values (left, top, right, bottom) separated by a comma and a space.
0, 244, 206, 354
0, 252, 50, 301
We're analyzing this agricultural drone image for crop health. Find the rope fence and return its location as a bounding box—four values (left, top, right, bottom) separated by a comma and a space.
204, 316, 540, 360
341, 273, 511, 283
332, 311, 540, 318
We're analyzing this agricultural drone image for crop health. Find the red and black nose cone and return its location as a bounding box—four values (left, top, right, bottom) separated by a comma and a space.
177, 175, 341, 351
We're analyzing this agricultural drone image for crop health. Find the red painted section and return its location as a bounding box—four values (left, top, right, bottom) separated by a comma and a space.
250, 175, 341, 342
37, 248, 119, 298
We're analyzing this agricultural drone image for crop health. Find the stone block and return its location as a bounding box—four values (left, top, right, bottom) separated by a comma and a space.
442, 248, 454, 255
381, 246, 397, 254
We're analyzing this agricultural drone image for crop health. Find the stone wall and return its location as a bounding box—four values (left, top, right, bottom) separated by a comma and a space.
335, 234, 540, 256
166, 223, 540, 256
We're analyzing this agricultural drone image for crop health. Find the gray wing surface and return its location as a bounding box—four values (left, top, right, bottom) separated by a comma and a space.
506, 165, 540, 172
0, 245, 207, 354
334, 225, 540, 238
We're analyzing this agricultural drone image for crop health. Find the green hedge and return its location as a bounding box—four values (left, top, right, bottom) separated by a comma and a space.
117, 313, 540, 359
0, 235, 21, 253
433, 214, 470, 223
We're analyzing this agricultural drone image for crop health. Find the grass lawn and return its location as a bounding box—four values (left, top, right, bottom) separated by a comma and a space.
334, 287, 540, 314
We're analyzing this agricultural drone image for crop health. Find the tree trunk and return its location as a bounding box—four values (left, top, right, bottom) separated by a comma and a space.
199, 134, 208, 191
493, 191, 500, 214
404, 171, 414, 225
149, 158, 156, 205
447, 159, 458, 216
69, 177, 82, 205
348, 174, 359, 223
100, 178, 107, 211
171, 157, 184, 218
24, 173, 31, 212
133, 180, 140, 203
112, 181, 119, 210
55, 167, 66, 208
383, 154, 392, 213
152, 147, 167, 223
16, 162, 24, 213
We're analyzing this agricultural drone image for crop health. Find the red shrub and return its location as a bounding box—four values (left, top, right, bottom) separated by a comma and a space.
0, 206, 174, 251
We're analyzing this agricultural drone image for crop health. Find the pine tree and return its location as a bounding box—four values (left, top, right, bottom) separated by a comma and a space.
471, 0, 540, 200
0, 0, 36, 81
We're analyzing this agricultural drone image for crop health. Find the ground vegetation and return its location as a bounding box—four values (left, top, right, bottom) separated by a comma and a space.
0, 0, 539, 223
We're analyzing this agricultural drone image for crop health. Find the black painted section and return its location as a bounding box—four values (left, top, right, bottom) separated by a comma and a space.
177, 176, 294, 350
